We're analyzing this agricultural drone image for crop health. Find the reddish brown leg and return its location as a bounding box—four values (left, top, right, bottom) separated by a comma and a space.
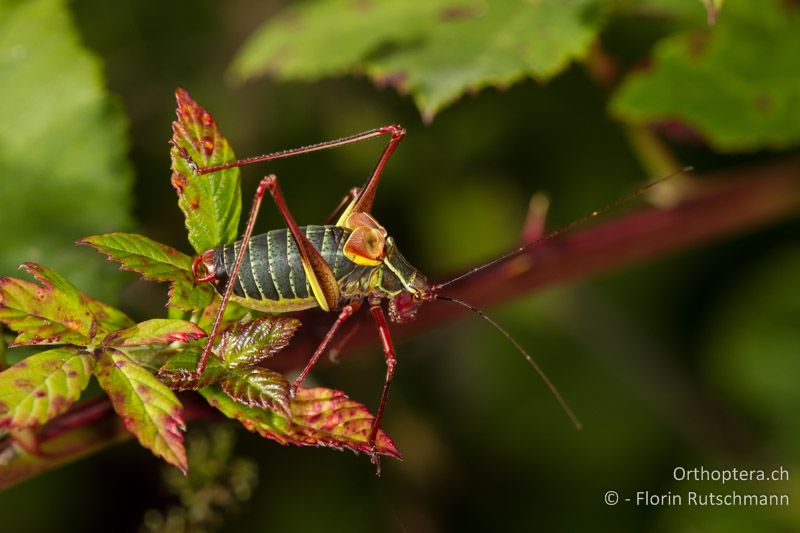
367, 302, 397, 474
327, 320, 362, 363
520, 192, 550, 244
348, 126, 405, 216
193, 125, 404, 176
195, 176, 272, 374
188, 125, 405, 219
324, 186, 361, 225
264, 175, 340, 311
291, 302, 361, 393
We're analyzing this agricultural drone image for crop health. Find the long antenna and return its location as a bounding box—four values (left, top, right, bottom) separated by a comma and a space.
436, 295, 583, 430
435, 167, 693, 290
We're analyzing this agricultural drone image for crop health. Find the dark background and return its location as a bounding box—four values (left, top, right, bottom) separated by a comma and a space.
1, 1, 798, 531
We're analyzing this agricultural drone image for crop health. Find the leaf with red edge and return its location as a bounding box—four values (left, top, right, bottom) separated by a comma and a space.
217, 316, 301, 367
168, 281, 215, 312
219, 366, 291, 419
196, 296, 250, 333
0, 347, 94, 429
171, 88, 241, 253
104, 319, 206, 347
0, 263, 99, 346
291, 387, 400, 458
158, 341, 290, 418
200, 387, 292, 445
79, 233, 214, 311
201, 386, 400, 459
87, 298, 136, 333
158, 349, 226, 391
28, 264, 133, 333
96, 349, 187, 473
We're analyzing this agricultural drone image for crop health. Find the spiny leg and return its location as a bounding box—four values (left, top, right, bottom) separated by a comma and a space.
327, 319, 362, 363
190, 125, 405, 183
184, 124, 405, 221
367, 302, 397, 475
195, 175, 272, 374
291, 301, 361, 393
342, 126, 405, 220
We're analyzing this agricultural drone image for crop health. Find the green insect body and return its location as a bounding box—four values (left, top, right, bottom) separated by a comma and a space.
203, 225, 427, 315
187, 118, 584, 470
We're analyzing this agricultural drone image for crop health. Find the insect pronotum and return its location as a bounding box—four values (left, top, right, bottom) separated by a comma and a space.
186, 120, 686, 472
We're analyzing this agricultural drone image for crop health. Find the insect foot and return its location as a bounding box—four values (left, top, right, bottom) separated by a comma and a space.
369, 446, 383, 476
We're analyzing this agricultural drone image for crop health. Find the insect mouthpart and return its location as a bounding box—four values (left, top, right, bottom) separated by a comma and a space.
192, 250, 216, 283
388, 291, 419, 323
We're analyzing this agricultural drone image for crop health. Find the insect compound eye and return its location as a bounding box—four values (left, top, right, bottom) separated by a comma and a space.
192, 250, 217, 283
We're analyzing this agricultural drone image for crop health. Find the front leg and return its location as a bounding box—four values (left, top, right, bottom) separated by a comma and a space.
367, 301, 397, 475
194, 174, 340, 375
195, 176, 272, 374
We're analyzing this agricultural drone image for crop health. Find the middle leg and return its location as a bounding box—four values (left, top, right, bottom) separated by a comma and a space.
291, 301, 361, 393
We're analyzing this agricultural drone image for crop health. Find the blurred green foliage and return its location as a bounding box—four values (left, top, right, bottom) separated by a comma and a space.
0, 0, 132, 302
0, 0, 798, 531
142, 426, 258, 533
233, 0, 602, 120
613, 0, 800, 151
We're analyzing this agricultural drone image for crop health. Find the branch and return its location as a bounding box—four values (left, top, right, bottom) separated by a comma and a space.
282, 158, 800, 359
0, 394, 217, 490
2, 159, 799, 488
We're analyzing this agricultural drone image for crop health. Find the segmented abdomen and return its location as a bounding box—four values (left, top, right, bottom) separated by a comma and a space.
212, 225, 367, 305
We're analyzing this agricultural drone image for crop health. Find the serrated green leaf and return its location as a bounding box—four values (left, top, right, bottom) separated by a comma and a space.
0, 263, 95, 346
196, 297, 250, 333
27, 262, 134, 332
120, 345, 177, 374
201, 386, 400, 458
79, 232, 193, 279
219, 366, 291, 419
168, 280, 215, 312
233, 0, 465, 80
79, 233, 214, 311
232, 0, 602, 119
0, 347, 93, 429
171, 88, 241, 253
367, 0, 602, 120
612, 0, 800, 152
200, 387, 292, 445
96, 350, 187, 473
86, 298, 136, 333
0, 263, 132, 347
217, 316, 301, 367
158, 349, 226, 391
0, 0, 133, 302
104, 319, 206, 347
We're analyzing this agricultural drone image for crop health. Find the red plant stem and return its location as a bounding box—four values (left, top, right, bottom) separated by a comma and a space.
278, 159, 800, 361
0, 394, 217, 489
2, 159, 799, 488
432, 162, 800, 316
37, 397, 115, 441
